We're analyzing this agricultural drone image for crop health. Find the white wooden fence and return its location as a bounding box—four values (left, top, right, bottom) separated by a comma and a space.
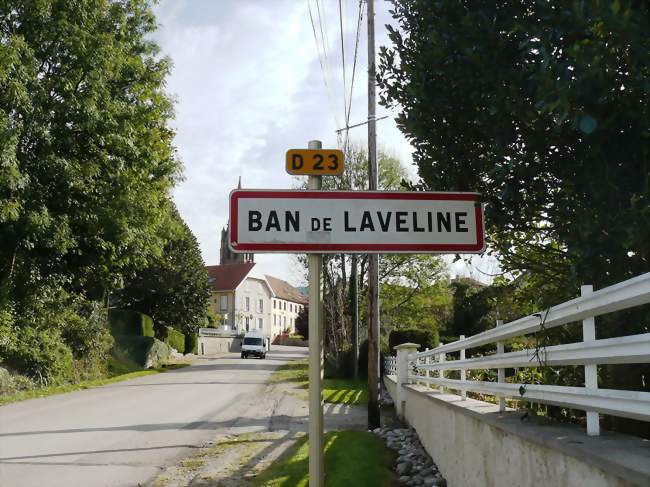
386, 272, 650, 436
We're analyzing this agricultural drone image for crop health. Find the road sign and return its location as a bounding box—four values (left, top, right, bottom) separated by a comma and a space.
285, 149, 344, 175
229, 190, 485, 253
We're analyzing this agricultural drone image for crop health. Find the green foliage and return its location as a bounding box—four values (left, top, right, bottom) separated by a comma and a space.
294, 305, 309, 339
380, 254, 450, 336
0, 0, 180, 297
184, 332, 198, 355
379, 0, 650, 294
388, 327, 439, 354
108, 309, 155, 337
163, 326, 185, 353
0, 0, 180, 384
117, 206, 210, 336
3, 326, 74, 386
111, 335, 155, 368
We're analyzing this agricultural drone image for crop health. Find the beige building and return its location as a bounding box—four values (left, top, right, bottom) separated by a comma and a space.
206, 178, 307, 339
266, 275, 308, 337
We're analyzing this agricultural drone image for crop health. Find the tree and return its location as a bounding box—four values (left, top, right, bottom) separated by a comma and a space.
0, 0, 180, 304
378, 1, 650, 435
295, 305, 308, 339
378, 0, 649, 296
0, 0, 180, 383
117, 206, 210, 336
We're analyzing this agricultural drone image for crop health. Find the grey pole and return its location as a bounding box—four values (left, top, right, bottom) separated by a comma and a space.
366, 0, 381, 430
307, 139, 324, 486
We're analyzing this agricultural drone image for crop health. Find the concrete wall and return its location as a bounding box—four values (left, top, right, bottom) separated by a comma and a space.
384, 376, 649, 487
198, 335, 242, 355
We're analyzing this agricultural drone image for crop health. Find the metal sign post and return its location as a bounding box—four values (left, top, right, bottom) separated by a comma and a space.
307, 139, 324, 487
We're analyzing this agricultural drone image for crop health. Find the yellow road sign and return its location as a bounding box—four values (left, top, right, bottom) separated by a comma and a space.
285, 149, 344, 175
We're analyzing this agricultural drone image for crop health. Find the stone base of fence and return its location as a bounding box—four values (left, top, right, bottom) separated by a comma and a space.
384, 375, 649, 487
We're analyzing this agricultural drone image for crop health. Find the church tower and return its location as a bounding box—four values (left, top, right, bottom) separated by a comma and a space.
220, 177, 254, 265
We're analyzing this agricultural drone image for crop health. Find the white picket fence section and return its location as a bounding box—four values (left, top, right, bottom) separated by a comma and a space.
385, 356, 396, 375
387, 272, 650, 436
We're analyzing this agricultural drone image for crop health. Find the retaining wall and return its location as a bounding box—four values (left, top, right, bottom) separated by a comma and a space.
384, 376, 649, 487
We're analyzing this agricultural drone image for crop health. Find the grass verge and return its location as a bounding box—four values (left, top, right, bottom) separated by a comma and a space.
269, 359, 367, 405
0, 363, 190, 406
253, 430, 396, 486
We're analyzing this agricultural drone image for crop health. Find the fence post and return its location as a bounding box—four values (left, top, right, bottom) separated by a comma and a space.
394, 343, 420, 419
496, 320, 505, 412
438, 342, 445, 393
581, 285, 600, 436
459, 335, 466, 400
421, 348, 429, 386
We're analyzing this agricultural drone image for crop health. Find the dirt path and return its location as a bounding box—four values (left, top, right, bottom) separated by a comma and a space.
147, 368, 371, 486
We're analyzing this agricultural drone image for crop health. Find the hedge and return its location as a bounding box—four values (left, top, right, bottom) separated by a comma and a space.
184, 333, 198, 355
164, 326, 185, 353
108, 309, 154, 337
388, 327, 439, 354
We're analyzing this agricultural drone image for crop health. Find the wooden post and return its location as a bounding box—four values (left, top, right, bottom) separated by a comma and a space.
581, 285, 600, 436
496, 320, 505, 412
460, 335, 466, 400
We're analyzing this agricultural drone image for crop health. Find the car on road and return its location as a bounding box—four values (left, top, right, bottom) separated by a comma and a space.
241, 331, 266, 359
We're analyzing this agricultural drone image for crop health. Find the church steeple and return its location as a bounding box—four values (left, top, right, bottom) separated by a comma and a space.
220, 178, 253, 265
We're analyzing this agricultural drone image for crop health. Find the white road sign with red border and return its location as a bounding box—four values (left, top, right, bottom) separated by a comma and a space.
229, 190, 485, 253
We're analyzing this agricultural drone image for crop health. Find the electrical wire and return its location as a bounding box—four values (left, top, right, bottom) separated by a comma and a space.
308, 0, 341, 129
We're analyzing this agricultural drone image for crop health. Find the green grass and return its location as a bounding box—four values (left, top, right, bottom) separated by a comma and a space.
0, 363, 189, 406
269, 359, 368, 405
253, 430, 397, 486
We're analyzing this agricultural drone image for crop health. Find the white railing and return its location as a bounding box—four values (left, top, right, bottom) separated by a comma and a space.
392, 272, 650, 436
384, 356, 396, 375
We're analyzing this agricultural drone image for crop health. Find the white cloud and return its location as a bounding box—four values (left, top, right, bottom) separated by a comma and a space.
151, 1, 456, 285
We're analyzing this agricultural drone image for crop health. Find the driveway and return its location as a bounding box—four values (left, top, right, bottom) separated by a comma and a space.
0, 346, 307, 487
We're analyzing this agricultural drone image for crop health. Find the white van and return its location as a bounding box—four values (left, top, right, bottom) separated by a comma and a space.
241, 331, 266, 359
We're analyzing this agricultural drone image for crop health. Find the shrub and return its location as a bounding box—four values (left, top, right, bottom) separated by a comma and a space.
4, 327, 74, 386
184, 333, 198, 354
388, 327, 439, 354
111, 335, 155, 368
164, 326, 185, 353
108, 309, 155, 337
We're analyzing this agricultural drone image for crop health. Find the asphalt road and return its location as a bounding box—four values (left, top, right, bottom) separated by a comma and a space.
0, 345, 307, 487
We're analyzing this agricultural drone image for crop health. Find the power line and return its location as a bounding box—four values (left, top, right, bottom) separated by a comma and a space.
308, 0, 341, 129
338, 0, 347, 134
343, 0, 365, 155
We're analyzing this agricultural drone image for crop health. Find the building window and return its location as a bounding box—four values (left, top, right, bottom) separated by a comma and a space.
273, 315, 277, 326
245, 317, 250, 331
273, 300, 276, 309
283, 301, 287, 311
258, 318, 263, 329
245, 296, 250, 311
258, 299, 263, 312
220, 296, 227, 311
283, 316, 286, 326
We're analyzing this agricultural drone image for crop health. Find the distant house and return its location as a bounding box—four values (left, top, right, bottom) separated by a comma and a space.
265, 275, 308, 337
205, 264, 306, 338
205, 179, 307, 339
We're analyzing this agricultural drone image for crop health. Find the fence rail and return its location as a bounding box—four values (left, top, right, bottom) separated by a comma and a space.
389, 272, 650, 436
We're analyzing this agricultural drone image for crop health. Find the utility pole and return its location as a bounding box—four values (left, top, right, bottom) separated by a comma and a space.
350, 255, 358, 379
307, 140, 324, 486
366, 0, 381, 430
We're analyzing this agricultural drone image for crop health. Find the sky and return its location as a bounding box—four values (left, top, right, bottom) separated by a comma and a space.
151, 0, 498, 286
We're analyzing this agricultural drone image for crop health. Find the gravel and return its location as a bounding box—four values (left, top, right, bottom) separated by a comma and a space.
372, 426, 447, 487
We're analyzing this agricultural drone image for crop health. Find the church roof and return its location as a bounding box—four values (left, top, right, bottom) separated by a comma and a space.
265, 275, 308, 305
206, 262, 255, 291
